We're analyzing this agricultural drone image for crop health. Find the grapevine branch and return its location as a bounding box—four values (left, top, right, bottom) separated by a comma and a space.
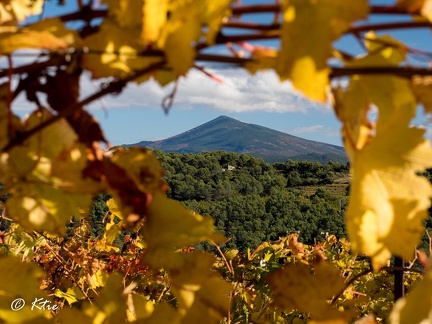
48, 4, 414, 23
212, 241, 235, 277
230, 4, 415, 15
32, 230, 94, 302
26, 4, 427, 45
223, 20, 432, 33
0, 54, 67, 79
330, 66, 432, 78
4, 50, 432, 83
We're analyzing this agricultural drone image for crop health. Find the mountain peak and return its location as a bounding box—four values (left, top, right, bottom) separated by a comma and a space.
209, 115, 242, 124
215, 115, 231, 120
131, 117, 347, 163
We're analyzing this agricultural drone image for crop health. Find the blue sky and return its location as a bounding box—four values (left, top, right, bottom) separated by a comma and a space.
7, 0, 432, 147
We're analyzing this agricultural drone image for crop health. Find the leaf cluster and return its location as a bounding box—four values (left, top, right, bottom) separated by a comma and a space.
1, 0, 432, 323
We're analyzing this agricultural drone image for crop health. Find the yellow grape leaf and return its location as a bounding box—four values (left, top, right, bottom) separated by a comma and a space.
54, 287, 84, 305
54, 307, 92, 324
104, 148, 168, 224
342, 34, 409, 128
0, 0, 44, 24
154, 0, 231, 74
355, 315, 379, 324
277, 0, 368, 101
51, 143, 106, 194
84, 273, 127, 324
14, 231, 47, 261
397, 0, 432, 21
360, 77, 415, 132
333, 76, 416, 155
29, 18, 81, 47
103, 220, 121, 247
88, 269, 108, 289
390, 268, 432, 323
338, 61, 432, 268
103, 0, 143, 28
95, 216, 121, 253
411, 75, 432, 113
346, 125, 432, 269
152, 68, 178, 87
108, 147, 167, 195
126, 293, 154, 322
0, 256, 50, 323
337, 33, 408, 148
334, 33, 410, 152
363, 32, 407, 64
158, 1, 201, 75
141, 194, 224, 268
106, 198, 124, 220
82, 19, 157, 79
309, 320, 347, 324
225, 249, 239, 260
245, 47, 278, 74
1, 109, 97, 234
267, 262, 350, 321
340, 31, 407, 129
169, 253, 231, 324
142, 0, 168, 43
6, 180, 93, 235
23, 108, 77, 160
0, 29, 66, 52
336, 37, 432, 268
179, 276, 231, 324
344, 32, 406, 69
138, 303, 181, 324
201, 0, 233, 44
96, 1, 173, 82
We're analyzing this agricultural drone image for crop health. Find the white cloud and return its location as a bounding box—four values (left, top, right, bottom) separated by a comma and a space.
83, 68, 328, 113
291, 125, 324, 134
290, 125, 339, 137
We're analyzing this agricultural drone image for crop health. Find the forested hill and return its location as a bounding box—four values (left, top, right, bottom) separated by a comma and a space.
84, 150, 431, 253
132, 116, 348, 163
154, 150, 351, 251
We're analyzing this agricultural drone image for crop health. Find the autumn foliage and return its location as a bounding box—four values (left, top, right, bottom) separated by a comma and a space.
0, 0, 432, 323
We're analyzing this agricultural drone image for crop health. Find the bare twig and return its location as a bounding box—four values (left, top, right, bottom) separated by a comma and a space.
408, 250, 418, 268
426, 230, 432, 256
211, 241, 234, 277
0, 54, 67, 79
348, 21, 432, 34
161, 78, 179, 114
6, 55, 13, 136
224, 21, 279, 31
330, 66, 432, 78
230, 4, 414, 16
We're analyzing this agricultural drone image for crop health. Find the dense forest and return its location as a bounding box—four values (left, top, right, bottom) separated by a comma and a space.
154, 151, 351, 251
71, 149, 432, 253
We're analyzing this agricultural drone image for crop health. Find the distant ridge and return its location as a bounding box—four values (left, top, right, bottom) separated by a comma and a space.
131, 116, 347, 163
